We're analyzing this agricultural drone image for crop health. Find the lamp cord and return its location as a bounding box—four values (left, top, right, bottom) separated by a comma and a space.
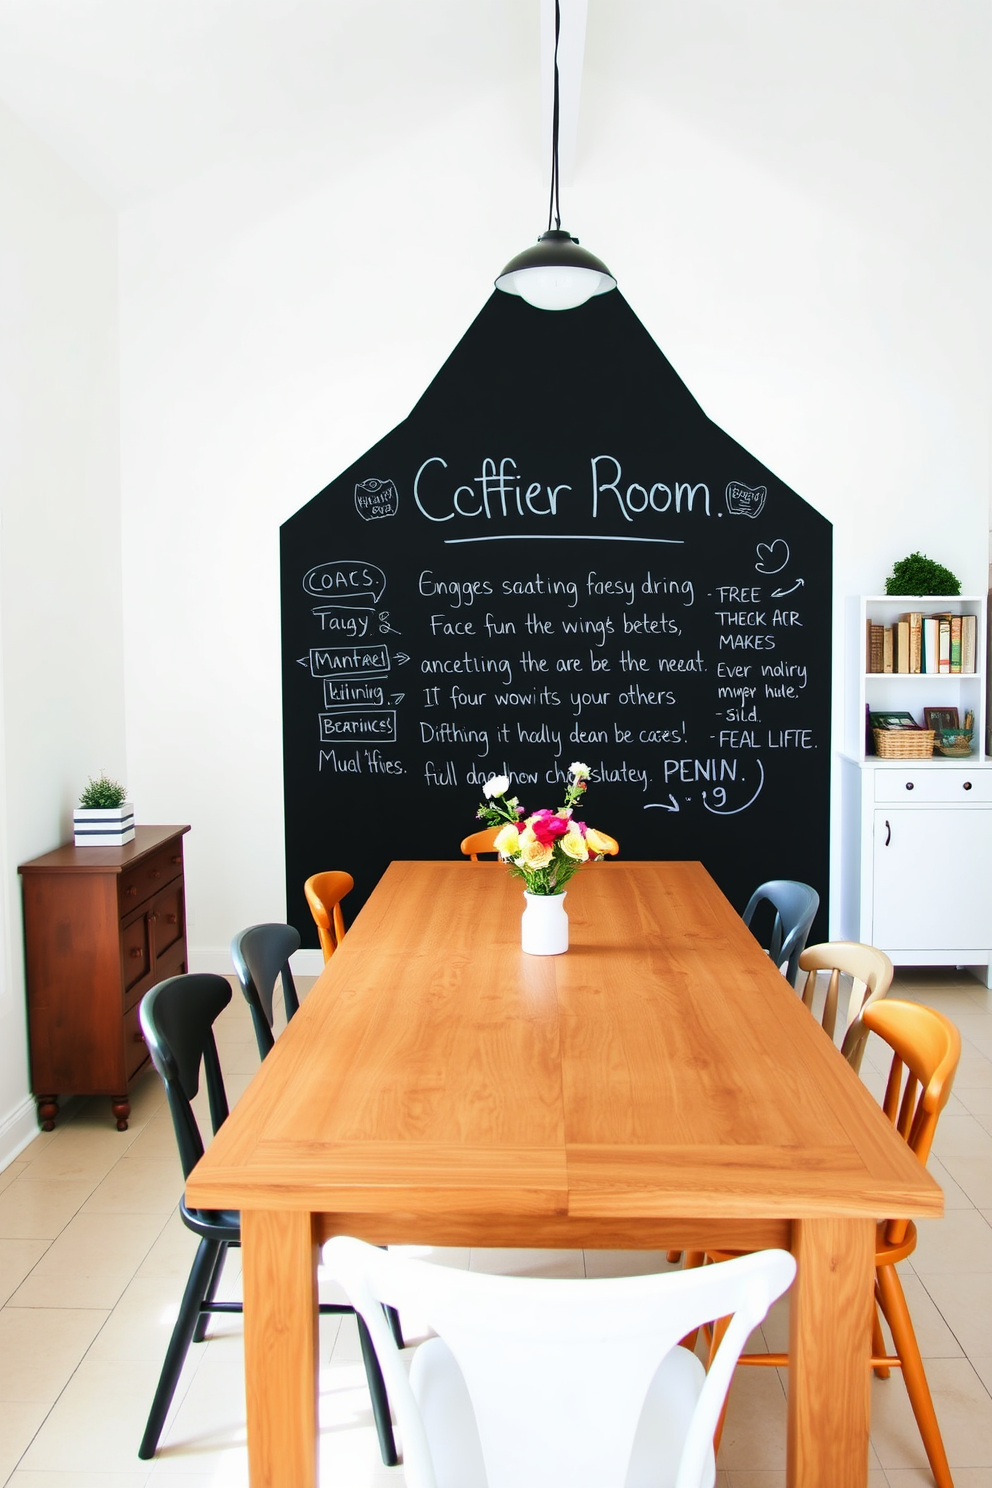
547, 0, 562, 232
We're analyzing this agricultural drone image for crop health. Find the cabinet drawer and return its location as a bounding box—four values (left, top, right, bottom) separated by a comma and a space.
119, 842, 184, 912
124, 1001, 150, 1079
151, 880, 185, 961
121, 912, 150, 998
874, 769, 992, 803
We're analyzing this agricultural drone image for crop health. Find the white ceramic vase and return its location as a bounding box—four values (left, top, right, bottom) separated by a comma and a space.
521, 890, 568, 955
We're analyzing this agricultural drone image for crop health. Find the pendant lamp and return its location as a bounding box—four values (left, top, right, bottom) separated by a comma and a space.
496, 0, 616, 312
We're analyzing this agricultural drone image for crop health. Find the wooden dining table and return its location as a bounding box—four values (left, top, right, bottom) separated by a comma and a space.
185, 859, 942, 1488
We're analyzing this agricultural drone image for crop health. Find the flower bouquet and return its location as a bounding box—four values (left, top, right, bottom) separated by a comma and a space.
475, 762, 614, 898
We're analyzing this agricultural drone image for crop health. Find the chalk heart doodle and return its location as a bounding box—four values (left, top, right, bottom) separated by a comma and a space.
755, 539, 790, 576
303, 561, 386, 606
355, 477, 399, 521
725, 481, 767, 519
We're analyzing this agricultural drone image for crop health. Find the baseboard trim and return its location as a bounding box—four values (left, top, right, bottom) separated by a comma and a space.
0, 1094, 40, 1171
188, 945, 325, 978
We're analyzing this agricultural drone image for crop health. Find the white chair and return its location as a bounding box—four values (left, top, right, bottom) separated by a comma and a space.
323, 1236, 796, 1488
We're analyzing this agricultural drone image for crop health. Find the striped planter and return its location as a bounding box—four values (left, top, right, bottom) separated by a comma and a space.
73, 802, 135, 847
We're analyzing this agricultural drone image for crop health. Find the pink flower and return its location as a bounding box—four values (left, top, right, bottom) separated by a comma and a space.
528, 809, 570, 845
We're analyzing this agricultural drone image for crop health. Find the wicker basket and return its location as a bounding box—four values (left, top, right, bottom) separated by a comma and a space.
934, 729, 974, 758
873, 728, 934, 759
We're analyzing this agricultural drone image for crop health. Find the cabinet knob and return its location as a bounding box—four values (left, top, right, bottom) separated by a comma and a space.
130, 947, 142, 959
885, 819, 891, 847
905, 781, 914, 791
166, 913, 178, 925
172, 855, 182, 864
125, 886, 137, 897
150, 869, 161, 880
963, 781, 973, 791
134, 1032, 145, 1044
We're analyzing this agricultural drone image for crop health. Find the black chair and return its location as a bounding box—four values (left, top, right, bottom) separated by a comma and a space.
230, 922, 301, 1059
137, 972, 397, 1465
741, 879, 820, 987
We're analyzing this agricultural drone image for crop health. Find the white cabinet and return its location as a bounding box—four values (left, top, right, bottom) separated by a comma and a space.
840, 595, 992, 984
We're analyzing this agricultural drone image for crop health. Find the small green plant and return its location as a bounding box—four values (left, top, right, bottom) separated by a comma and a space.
78, 772, 127, 809
884, 552, 961, 597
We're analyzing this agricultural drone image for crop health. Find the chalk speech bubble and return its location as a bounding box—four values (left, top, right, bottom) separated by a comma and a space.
303, 561, 385, 605
725, 481, 767, 519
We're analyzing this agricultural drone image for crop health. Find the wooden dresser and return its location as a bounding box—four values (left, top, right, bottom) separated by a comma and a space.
19, 825, 190, 1130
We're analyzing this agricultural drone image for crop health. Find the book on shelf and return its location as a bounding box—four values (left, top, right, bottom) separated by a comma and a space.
950, 615, 962, 673
869, 710, 923, 731
962, 613, 977, 673
866, 620, 885, 673
882, 626, 893, 673
908, 611, 922, 673
895, 619, 910, 673
938, 616, 951, 674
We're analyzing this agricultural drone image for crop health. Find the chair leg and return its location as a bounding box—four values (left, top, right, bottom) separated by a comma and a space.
385, 1303, 404, 1348
356, 1312, 398, 1467
192, 1243, 227, 1344
875, 1263, 953, 1488
139, 1237, 223, 1459
706, 1313, 734, 1457
871, 1286, 890, 1379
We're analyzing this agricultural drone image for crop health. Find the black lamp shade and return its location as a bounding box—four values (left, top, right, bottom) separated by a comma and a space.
495, 229, 617, 311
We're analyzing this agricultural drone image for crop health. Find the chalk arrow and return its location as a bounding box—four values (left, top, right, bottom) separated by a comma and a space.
644, 795, 680, 812
770, 577, 805, 598
390, 693, 405, 705
297, 656, 310, 669
394, 652, 410, 665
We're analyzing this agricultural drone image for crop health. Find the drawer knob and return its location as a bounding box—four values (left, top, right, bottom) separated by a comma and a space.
150, 869, 161, 880
125, 886, 137, 897
130, 948, 143, 959
172, 855, 182, 864
905, 781, 914, 791
134, 1032, 144, 1044
166, 913, 178, 925
963, 781, 973, 790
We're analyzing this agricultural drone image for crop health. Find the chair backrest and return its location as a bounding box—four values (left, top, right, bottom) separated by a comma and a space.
304, 870, 354, 961
230, 922, 302, 1058
139, 972, 233, 1181
798, 940, 894, 1072
862, 999, 961, 1248
742, 879, 819, 986
324, 1236, 795, 1488
460, 827, 619, 861
460, 826, 502, 861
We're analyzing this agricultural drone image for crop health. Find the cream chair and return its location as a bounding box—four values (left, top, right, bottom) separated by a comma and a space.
797, 939, 894, 1073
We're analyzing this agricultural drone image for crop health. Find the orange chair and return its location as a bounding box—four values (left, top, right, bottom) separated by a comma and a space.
460, 826, 502, 860
460, 827, 620, 860
304, 870, 354, 963
703, 999, 960, 1486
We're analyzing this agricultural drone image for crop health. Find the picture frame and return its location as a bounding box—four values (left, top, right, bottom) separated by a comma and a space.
924, 706, 959, 732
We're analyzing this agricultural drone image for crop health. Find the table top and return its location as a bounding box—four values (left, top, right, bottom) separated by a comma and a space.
186, 860, 940, 1228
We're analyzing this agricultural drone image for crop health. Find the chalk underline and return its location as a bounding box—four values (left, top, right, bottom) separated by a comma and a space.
442, 534, 685, 545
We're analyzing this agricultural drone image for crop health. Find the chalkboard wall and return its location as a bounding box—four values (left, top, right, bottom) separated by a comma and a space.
281, 292, 831, 944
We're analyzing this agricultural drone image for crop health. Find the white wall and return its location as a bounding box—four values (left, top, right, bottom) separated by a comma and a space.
0, 102, 125, 1161
118, 4, 988, 964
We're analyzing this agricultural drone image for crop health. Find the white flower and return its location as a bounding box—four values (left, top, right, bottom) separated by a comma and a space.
569, 762, 591, 780
482, 774, 510, 799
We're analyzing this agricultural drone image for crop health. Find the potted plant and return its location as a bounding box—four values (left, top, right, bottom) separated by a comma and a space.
74, 772, 135, 846
885, 552, 961, 596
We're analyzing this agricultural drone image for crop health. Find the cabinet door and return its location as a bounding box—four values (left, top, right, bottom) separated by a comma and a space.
873, 809, 992, 949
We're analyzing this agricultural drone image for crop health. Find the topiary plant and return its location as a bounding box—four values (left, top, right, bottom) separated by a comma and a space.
884, 552, 961, 597
78, 772, 127, 809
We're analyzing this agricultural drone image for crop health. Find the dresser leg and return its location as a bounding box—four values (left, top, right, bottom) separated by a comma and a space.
36, 1095, 59, 1131
111, 1095, 130, 1130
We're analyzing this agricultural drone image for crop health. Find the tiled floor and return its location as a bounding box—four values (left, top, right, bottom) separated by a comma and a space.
2, 967, 992, 1487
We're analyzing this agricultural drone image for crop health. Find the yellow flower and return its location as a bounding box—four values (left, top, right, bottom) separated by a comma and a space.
559, 829, 589, 861
584, 828, 613, 856
494, 823, 522, 857
518, 836, 554, 870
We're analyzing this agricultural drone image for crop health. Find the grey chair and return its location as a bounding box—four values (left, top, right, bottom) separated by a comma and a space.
230, 922, 301, 1059
137, 972, 397, 1464
741, 879, 820, 987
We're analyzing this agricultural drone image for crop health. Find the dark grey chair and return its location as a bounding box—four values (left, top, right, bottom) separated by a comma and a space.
742, 879, 820, 987
230, 922, 301, 1059
137, 972, 397, 1465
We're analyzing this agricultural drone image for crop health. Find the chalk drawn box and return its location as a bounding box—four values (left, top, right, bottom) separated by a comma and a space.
73, 803, 135, 847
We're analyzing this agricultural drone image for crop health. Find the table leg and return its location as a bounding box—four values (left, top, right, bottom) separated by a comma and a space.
787, 1216, 874, 1488
241, 1209, 319, 1488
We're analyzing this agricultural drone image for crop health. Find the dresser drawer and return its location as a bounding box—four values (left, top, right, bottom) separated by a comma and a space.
121, 911, 150, 998
124, 1000, 150, 1079
874, 768, 992, 803
119, 842, 184, 911
151, 880, 185, 961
